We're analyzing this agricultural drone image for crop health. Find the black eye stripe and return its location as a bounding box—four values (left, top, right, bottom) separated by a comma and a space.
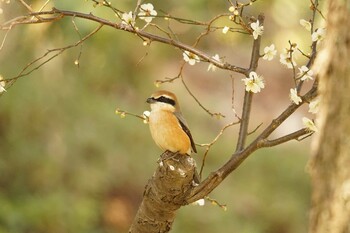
155, 96, 176, 106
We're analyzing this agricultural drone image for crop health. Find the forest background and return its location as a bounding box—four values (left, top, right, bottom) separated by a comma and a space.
0, 0, 322, 232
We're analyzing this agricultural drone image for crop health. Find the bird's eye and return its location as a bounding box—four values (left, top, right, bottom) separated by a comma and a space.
156, 96, 176, 106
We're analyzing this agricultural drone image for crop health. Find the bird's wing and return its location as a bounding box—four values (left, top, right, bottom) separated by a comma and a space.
174, 111, 197, 153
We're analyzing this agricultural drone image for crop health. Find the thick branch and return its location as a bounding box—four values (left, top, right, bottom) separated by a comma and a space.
129, 151, 198, 233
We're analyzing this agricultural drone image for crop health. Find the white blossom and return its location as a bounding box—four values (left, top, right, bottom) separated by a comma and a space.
207, 54, 220, 72
302, 117, 318, 132
121, 11, 135, 26
0, 75, 6, 93
290, 88, 302, 105
262, 44, 277, 61
142, 110, 150, 124
183, 51, 200, 66
242, 71, 265, 93
222, 26, 230, 34
299, 19, 311, 31
138, 3, 157, 23
298, 66, 313, 81
194, 199, 205, 206
250, 20, 264, 40
228, 6, 235, 12
280, 48, 297, 69
312, 28, 326, 42
308, 98, 320, 114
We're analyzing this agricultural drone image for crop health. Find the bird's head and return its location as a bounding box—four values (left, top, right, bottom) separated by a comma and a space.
146, 90, 180, 112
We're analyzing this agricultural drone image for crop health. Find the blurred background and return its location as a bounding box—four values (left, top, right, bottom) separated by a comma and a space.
0, 0, 324, 232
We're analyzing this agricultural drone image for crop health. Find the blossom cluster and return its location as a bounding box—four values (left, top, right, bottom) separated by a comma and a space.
222, 12, 264, 40
121, 3, 157, 27
289, 88, 319, 132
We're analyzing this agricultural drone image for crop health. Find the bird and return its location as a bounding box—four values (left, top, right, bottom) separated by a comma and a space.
146, 90, 197, 155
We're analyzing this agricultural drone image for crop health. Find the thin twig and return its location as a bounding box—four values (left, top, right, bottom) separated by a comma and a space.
71, 17, 83, 67
310, 0, 326, 21
0, 27, 11, 51
288, 40, 297, 86
230, 75, 240, 119
247, 122, 263, 135
205, 196, 227, 211
18, 0, 34, 12
115, 108, 146, 121
18, 0, 44, 21
297, 0, 320, 93
192, 14, 228, 48
91, 0, 123, 15
181, 75, 226, 119
134, 0, 142, 21
198, 120, 240, 179
260, 128, 311, 147
38, 0, 52, 12
4, 24, 103, 87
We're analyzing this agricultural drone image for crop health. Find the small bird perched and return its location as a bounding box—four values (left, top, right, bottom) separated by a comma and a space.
146, 90, 197, 155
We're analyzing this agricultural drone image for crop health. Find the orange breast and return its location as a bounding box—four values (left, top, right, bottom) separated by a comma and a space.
148, 110, 191, 155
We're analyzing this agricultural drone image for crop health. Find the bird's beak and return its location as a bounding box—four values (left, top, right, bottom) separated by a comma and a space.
146, 97, 155, 104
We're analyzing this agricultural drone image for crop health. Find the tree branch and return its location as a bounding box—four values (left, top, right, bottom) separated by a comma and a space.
236, 91, 253, 151
186, 85, 318, 203
129, 151, 198, 233
4, 24, 103, 87
1, 8, 247, 74
248, 15, 264, 71
260, 128, 311, 147
235, 14, 264, 151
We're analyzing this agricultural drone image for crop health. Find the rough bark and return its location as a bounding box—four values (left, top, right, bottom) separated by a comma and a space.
129, 151, 198, 233
309, 1, 350, 232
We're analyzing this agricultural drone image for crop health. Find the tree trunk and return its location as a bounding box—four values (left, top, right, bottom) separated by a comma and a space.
309, 1, 350, 232
129, 151, 198, 233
